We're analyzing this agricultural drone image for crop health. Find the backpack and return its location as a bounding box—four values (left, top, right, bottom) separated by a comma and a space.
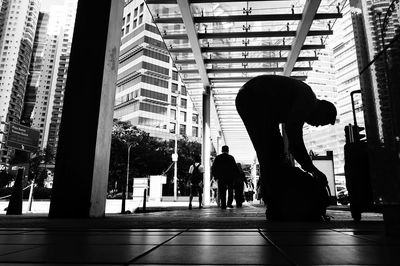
191, 163, 202, 185
265, 167, 331, 221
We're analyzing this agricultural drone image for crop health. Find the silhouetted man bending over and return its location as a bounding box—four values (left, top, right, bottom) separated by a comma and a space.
235, 75, 337, 202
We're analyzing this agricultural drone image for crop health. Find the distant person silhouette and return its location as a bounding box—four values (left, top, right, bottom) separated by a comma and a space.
188, 155, 204, 209
235, 163, 247, 207
235, 75, 336, 205
212, 145, 240, 209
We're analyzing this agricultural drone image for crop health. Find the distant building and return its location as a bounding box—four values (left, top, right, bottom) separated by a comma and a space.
24, 0, 77, 154
304, 0, 366, 178
0, 0, 40, 162
115, 0, 201, 141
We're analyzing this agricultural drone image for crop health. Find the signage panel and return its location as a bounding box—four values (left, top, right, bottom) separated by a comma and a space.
6, 122, 40, 153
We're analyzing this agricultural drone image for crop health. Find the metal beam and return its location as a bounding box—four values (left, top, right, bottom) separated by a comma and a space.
177, 0, 209, 86
154, 13, 341, 24
190, 0, 285, 2
177, 56, 317, 65
204, 56, 317, 64
197, 30, 332, 39
169, 44, 325, 53
207, 67, 312, 73
283, 0, 321, 76
210, 76, 307, 83
146, 0, 287, 3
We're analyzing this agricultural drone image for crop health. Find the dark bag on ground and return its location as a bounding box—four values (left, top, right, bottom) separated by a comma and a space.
265, 167, 331, 221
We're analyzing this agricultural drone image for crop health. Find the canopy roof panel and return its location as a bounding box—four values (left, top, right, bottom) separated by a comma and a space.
145, 0, 342, 163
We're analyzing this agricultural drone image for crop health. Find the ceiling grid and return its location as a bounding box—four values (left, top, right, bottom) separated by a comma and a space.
145, 0, 342, 162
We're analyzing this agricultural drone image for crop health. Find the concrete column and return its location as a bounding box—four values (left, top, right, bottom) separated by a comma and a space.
202, 86, 211, 206
49, 0, 123, 218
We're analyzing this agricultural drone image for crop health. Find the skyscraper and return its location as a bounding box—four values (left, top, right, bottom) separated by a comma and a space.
30, 0, 77, 152
115, 0, 201, 141
0, 0, 40, 162
303, 0, 366, 179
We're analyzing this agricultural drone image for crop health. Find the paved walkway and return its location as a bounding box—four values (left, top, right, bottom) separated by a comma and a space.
0, 204, 397, 265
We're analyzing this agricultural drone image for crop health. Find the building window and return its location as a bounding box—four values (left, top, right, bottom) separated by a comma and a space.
181, 86, 187, 96
171, 96, 177, 106
170, 122, 176, 134
192, 126, 198, 137
171, 83, 178, 92
134, 7, 138, 17
140, 3, 144, 13
127, 13, 131, 22
133, 19, 137, 28
139, 15, 143, 24
126, 24, 130, 34
180, 98, 187, 109
179, 124, 186, 135
192, 114, 199, 124
122, 17, 125, 25
172, 70, 178, 81
170, 109, 176, 120
180, 111, 186, 122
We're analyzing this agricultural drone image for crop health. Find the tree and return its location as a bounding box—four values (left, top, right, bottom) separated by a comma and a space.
0, 170, 14, 188
108, 119, 202, 197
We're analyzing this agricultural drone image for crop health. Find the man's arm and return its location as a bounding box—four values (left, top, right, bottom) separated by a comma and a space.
284, 122, 314, 171
285, 122, 328, 184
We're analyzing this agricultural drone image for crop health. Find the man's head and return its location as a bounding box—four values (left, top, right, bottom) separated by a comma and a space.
221, 145, 229, 153
306, 100, 337, 127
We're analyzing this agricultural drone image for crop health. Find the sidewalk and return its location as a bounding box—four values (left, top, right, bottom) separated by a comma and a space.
0, 198, 202, 215
0, 204, 396, 265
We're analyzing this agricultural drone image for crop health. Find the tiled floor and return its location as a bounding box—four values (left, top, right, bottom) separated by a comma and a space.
0, 205, 398, 265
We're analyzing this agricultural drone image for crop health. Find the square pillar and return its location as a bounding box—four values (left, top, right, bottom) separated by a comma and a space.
49, 0, 123, 218
202, 86, 211, 206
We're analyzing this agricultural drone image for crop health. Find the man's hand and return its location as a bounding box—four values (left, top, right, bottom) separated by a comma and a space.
309, 167, 328, 186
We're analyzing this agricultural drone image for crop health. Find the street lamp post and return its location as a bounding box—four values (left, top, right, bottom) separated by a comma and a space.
121, 143, 133, 214
173, 135, 178, 201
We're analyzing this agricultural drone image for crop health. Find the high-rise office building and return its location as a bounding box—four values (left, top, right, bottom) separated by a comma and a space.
115, 0, 201, 141
21, 12, 49, 127
0, 0, 40, 162
29, 0, 77, 152
303, 0, 366, 178
357, 0, 399, 144
303, 49, 344, 176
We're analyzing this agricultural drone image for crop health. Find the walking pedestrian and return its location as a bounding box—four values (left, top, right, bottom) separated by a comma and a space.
211, 145, 240, 209
188, 155, 204, 209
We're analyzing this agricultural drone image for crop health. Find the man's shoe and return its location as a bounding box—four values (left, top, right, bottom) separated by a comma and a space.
189, 204, 192, 210
227, 205, 234, 208
221, 206, 226, 209
199, 205, 203, 209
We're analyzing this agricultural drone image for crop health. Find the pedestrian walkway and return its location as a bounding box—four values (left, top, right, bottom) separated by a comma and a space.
0, 205, 397, 265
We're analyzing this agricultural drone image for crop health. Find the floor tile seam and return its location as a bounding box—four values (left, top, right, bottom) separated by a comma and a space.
329, 228, 383, 244
258, 229, 297, 266
160, 244, 272, 246
0, 260, 122, 265
0, 245, 40, 258
126, 229, 188, 265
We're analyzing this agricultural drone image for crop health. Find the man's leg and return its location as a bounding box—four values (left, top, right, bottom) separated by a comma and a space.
189, 185, 193, 210
218, 180, 227, 209
227, 183, 234, 207
236, 87, 285, 206
198, 185, 203, 208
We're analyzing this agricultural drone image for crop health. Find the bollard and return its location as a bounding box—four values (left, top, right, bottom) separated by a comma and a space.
27, 180, 34, 212
143, 188, 147, 213
6, 168, 24, 215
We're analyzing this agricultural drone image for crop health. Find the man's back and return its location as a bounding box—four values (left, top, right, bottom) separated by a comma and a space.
212, 153, 238, 182
237, 75, 317, 123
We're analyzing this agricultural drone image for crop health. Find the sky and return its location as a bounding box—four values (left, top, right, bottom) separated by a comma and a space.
40, 0, 65, 12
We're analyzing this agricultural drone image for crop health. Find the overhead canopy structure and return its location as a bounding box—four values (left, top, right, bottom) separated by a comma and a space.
145, 0, 342, 163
